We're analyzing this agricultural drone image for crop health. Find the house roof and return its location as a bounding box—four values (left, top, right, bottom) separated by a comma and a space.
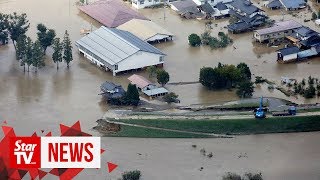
300, 35, 320, 47
229, 0, 260, 15
215, 2, 228, 11
227, 21, 252, 32
200, 3, 215, 14
279, 0, 306, 9
101, 82, 121, 91
128, 74, 153, 89
255, 20, 302, 35
143, 87, 168, 96
117, 19, 173, 41
79, 0, 148, 27
170, 0, 197, 13
100, 82, 126, 98
76, 26, 165, 66
266, 0, 283, 8
278, 46, 300, 56
294, 27, 318, 37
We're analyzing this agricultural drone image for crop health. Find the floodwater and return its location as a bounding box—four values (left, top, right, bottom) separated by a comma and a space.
0, 0, 320, 179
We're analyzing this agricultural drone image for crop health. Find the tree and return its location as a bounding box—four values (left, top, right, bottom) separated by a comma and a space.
236, 80, 254, 98
122, 170, 141, 180
0, 13, 9, 45
188, 33, 201, 47
201, 31, 212, 45
63, 30, 73, 68
312, 12, 317, 20
52, 38, 63, 69
156, 69, 170, 86
36, 23, 56, 53
304, 85, 316, 98
222, 172, 241, 180
146, 66, 157, 78
7, 12, 30, 49
16, 35, 27, 71
124, 84, 140, 106
237, 62, 251, 80
163, 92, 179, 103
31, 40, 45, 73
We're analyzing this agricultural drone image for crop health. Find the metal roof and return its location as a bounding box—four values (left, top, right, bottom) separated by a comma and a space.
170, 0, 197, 12
76, 26, 165, 66
215, 2, 228, 10
266, 0, 282, 8
229, 0, 260, 15
117, 19, 174, 41
279, 0, 306, 9
294, 27, 318, 37
143, 87, 168, 96
79, 0, 148, 27
255, 20, 302, 35
128, 74, 153, 89
278, 46, 300, 56
200, 3, 215, 14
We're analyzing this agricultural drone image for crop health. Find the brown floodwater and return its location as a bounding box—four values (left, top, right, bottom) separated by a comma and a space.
1, 0, 320, 179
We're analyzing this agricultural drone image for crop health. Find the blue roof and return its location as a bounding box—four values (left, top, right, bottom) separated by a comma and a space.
109, 28, 165, 56
280, 0, 306, 9
278, 46, 300, 56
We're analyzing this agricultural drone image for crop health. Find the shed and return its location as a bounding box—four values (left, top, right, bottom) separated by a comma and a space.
277, 46, 300, 62
76, 26, 166, 76
117, 19, 174, 43
79, 0, 148, 27
128, 74, 169, 97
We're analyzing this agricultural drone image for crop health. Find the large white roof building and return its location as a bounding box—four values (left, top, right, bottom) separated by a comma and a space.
76, 26, 166, 76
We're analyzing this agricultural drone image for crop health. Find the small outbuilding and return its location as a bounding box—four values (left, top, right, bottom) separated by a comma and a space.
117, 19, 174, 43
277, 46, 300, 62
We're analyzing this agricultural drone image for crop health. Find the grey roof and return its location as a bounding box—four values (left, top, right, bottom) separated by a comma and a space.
76, 26, 165, 66
143, 87, 168, 96
101, 82, 120, 91
278, 46, 300, 56
100, 81, 126, 98
229, 0, 260, 15
200, 3, 215, 14
266, 0, 282, 8
215, 2, 228, 10
279, 0, 306, 9
294, 27, 318, 37
300, 35, 320, 47
227, 21, 252, 32
170, 0, 197, 12
255, 20, 302, 35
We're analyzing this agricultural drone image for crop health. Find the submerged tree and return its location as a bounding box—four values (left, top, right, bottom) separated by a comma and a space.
156, 69, 170, 86
36, 23, 56, 53
25, 37, 33, 72
124, 84, 140, 106
236, 80, 254, 98
63, 30, 73, 68
7, 12, 30, 49
31, 40, 45, 73
52, 38, 63, 69
16, 35, 27, 71
146, 66, 157, 78
0, 13, 9, 45
237, 62, 251, 80
188, 33, 201, 47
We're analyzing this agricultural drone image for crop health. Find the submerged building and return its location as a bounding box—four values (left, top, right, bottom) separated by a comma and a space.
76, 26, 166, 76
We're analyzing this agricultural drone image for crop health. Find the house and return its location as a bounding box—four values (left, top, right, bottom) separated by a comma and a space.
170, 0, 204, 19
100, 82, 126, 99
199, 3, 215, 18
298, 35, 320, 49
253, 20, 302, 43
213, 2, 230, 19
266, 0, 282, 10
279, 0, 306, 11
132, 0, 169, 9
227, 0, 267, 33
293, 27, 319, 41
78, 0, 148, 28
128, 74, 169, 97
277, 46, 300, 62
117, 19, 174, 43
76, 26, 166, 76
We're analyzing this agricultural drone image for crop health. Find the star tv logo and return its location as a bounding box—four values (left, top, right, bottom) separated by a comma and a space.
9, 137, 101, 168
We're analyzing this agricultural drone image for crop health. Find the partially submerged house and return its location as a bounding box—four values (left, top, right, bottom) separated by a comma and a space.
254, 20, 302, 43
265, 0, 282, 10
279, 0, 306, 11
293, 27, 319, 41
227, 0, 267, 33
76, 26, 166, 76
79, 0, 148, 28
199, 3, 215, 18
117, 19, 174, 43
213, 2, 230, 19
298, 35, 320, 49
128, 74, 169, 98
100, 82, 126, 99
132, 0, 169, 9
170, 0, 204, 19
277, 46, 300, 62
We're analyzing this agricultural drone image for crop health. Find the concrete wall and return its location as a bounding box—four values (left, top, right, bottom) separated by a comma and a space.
116, 51, 164, 75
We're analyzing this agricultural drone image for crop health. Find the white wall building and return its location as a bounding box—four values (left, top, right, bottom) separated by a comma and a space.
132, 0, 169, 9
76, 26, 166, 76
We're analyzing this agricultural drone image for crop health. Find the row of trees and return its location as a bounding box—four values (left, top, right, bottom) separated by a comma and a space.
292, 76, 320, 98
0, 12, 73, 72
200, 62, 254, 98
188, 31, 233, 49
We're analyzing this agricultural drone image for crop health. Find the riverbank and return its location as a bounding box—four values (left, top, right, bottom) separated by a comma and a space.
95, 115, 320, 138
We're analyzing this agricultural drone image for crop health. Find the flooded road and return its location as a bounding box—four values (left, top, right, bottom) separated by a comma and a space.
0, 0, 320, 179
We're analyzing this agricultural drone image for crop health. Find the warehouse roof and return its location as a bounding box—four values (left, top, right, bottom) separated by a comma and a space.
117, 19, 173, 41
76, 26, 165, 66
255, 20, 302, 35
79, 0, 148, 27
